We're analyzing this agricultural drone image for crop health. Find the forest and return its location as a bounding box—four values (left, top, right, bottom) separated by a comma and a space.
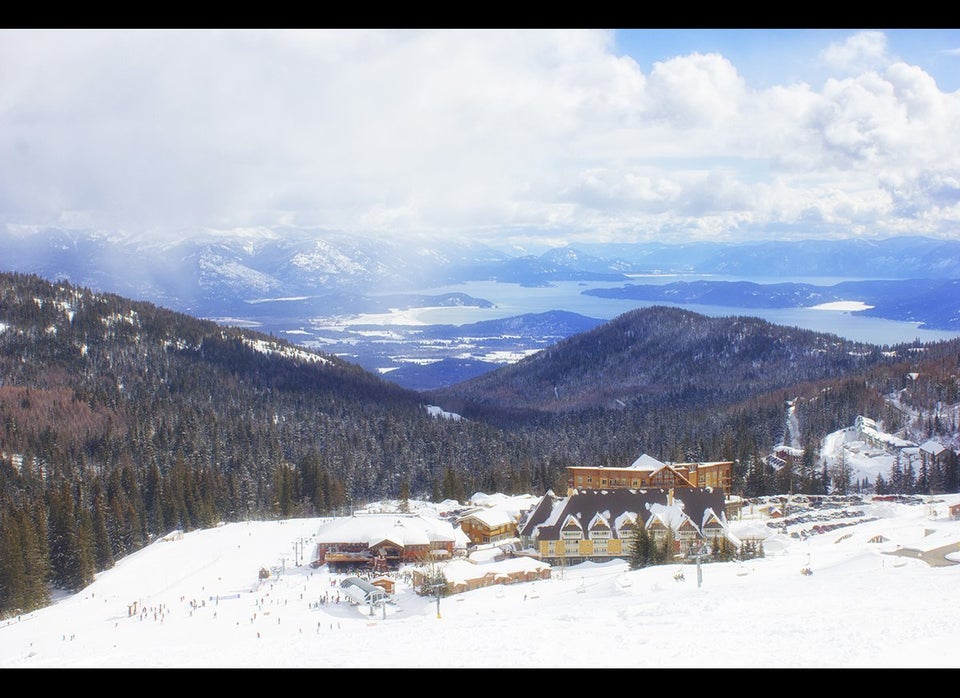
0, 271, 957, 617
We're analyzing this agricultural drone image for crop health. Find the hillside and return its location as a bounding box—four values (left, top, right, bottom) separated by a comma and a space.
0, 272, 573, 615
427, 305, 895, 414
2, 492, 960, 668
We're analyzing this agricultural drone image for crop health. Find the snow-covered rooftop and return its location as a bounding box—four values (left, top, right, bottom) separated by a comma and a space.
314, 513, 470, 549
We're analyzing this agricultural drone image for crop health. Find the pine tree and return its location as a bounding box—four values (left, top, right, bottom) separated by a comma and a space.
20, 503, 50, 610
627, 523, 651, 570
0, 508, 28, 615
91, 483, 115, 571
398, 478, 411, 513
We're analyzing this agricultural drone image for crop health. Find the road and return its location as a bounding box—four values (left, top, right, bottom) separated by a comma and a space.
884, 542, 960, 568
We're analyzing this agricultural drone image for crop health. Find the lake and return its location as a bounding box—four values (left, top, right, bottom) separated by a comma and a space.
399, 278, 960, 347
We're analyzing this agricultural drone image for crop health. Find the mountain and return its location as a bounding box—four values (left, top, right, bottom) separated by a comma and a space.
0, 270, 560, 520
5, 228, 958, 322
571, 235, 960, 278
0, 226, 516, 317
4, 228, 958, 392
426, 305, 893, 414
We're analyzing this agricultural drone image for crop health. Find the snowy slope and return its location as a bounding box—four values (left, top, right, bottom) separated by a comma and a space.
2, 494, 960, 668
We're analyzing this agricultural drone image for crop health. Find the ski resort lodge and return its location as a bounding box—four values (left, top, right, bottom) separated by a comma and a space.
519, 486, 729, 565
565, 453, 733, 495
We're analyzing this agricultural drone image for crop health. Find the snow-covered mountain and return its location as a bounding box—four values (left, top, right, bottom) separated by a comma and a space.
4, 227, 959, 390
6, 228, 959, 321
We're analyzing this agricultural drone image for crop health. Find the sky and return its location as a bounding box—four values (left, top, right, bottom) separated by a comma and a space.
2, 487, 960, 669
1, 29, 959, 251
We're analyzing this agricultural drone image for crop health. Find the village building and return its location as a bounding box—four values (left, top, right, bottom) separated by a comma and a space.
518, 487, 729, 565
919, 439, 951, 474
855, 415, 917, 453
410, 556, 551, 596
565, 453, 732, 495
456, 507, 519, 545
311, 513, 471, 571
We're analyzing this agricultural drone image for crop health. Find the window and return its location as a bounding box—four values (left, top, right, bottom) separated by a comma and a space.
561, 533, 581, 555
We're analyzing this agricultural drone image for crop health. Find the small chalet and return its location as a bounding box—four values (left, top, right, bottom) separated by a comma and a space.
457, 507, 518, 546
919, 440, 950, 473
371, 576, 396, 595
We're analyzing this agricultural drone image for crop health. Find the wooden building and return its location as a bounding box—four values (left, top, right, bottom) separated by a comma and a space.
311, 513, 469, 570
565, 453, 733, 495
456, 507, 519, 546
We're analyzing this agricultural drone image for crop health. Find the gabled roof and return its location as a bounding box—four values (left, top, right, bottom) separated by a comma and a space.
561, 514, 583, 531
614, 511, 640, 530
528, 488, 726, 541
644, 503, 693, 532
587, 512, 611, 531
701, 507, 724, 528
518, 493, 561, 538
629, 453, 667, 471
457, 507, 517, 528
919, 440, 948, 456
649, 464, 696, 487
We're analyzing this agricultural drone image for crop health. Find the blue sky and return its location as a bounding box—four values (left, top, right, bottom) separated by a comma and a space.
615, 30, 960, 92
1, 29, 959, 249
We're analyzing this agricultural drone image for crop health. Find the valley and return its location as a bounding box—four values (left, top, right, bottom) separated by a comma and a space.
218, 278, 960, 391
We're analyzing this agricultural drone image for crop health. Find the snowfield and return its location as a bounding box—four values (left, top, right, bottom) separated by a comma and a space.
3, 492, 960, 669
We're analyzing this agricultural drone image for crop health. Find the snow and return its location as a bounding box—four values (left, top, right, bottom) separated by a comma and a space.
241, 337, 330, 365
425, 404, 462, 421
3, 494, 960, 668
808, 300, 875, 311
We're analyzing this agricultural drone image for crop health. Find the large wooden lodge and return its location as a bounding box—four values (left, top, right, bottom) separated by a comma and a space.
566, 453, 733, 495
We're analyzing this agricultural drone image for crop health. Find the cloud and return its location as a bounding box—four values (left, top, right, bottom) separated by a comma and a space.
819, 31, 889, 76
643, 52, 746, 129
0, 29, 958, 247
